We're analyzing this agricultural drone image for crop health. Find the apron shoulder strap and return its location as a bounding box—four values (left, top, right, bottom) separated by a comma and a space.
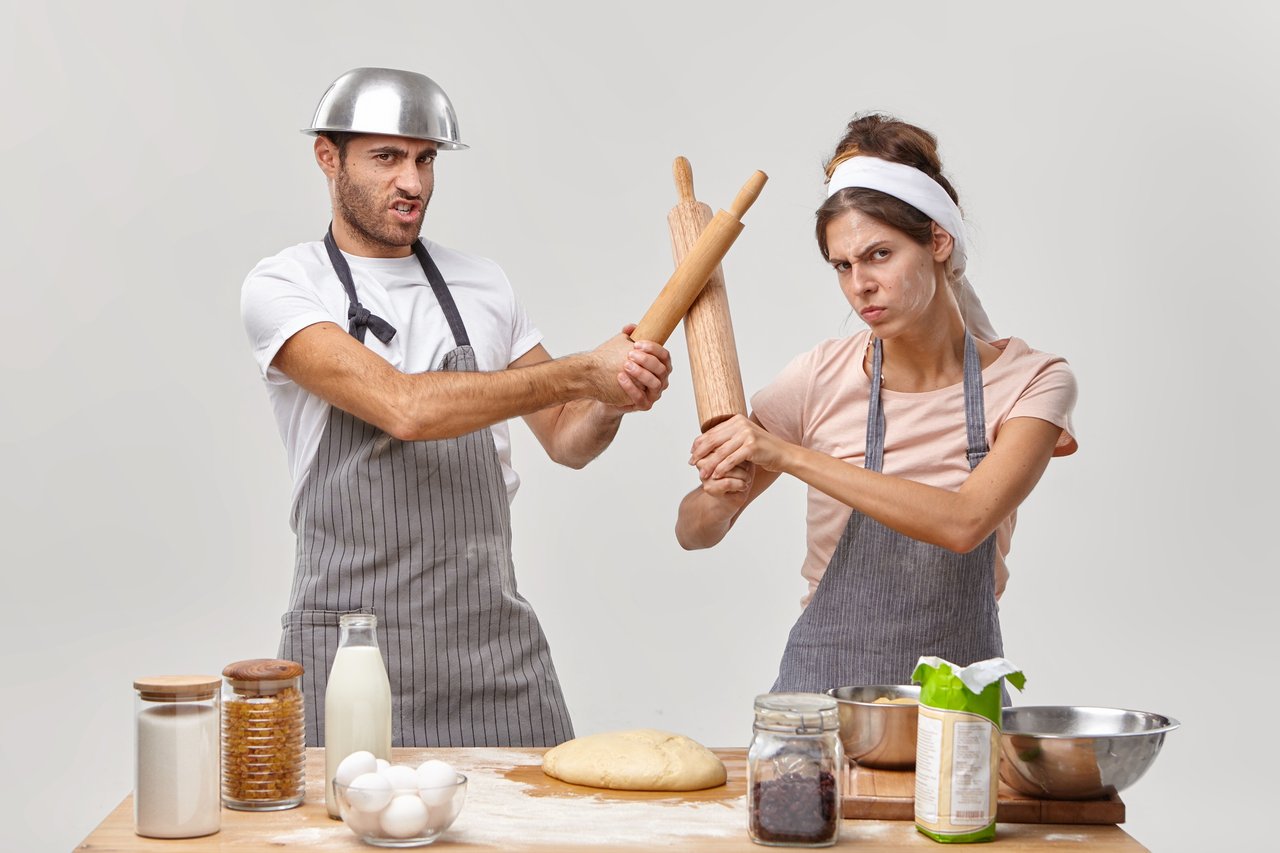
323, 227, 398, 345
411, 239, 470, 349
961, 330, 989, 470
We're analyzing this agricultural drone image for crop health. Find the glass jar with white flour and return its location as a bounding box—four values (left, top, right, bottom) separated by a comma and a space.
133, 675, 222, 838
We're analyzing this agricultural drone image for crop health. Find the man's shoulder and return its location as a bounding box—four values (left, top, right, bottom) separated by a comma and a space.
247, 240, 329, 280
241, 241, 339, 306
420, 238, 509, 286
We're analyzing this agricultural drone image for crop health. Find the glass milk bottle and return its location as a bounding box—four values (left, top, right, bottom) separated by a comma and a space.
324, 613, 392, 818
133, 675, 222, 838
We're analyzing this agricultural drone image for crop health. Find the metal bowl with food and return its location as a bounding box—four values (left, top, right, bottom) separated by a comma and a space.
1000, 706, 1179, 800
826, 685, 921, 769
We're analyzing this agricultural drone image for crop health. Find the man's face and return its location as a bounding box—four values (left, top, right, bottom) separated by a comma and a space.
329, 134, 439, 254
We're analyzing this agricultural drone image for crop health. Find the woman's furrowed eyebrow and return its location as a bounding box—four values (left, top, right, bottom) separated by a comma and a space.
831, 240, 890, 266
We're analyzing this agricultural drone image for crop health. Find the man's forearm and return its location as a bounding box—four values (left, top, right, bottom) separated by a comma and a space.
392, 352, 607, 441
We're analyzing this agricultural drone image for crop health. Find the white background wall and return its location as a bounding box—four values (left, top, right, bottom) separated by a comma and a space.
2, 2, 1275, 850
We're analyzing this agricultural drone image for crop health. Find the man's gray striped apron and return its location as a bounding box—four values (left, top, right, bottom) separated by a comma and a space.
280, 229, 574, 748
772, 330, 1003, 693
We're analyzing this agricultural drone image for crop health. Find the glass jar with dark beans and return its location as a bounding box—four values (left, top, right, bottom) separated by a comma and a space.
747, 693, 843, 847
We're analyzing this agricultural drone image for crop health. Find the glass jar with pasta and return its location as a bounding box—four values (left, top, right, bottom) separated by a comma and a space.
221, 659, 306, 811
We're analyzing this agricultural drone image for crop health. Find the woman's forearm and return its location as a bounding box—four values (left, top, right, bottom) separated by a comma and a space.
784, 447, 981, 551
779, 417, 1060, 553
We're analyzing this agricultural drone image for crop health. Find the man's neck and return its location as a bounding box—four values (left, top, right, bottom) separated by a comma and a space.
330, 215, 414, 259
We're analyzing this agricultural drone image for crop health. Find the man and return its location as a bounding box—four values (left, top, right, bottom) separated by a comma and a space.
241, 68, 671, 748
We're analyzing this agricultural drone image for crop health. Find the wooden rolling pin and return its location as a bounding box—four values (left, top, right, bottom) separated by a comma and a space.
631, 167, 767, 346
667, 157, 749, 431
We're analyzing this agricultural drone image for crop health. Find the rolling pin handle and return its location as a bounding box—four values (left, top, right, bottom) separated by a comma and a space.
728, 171, 769, 219
674, 156, 696, 204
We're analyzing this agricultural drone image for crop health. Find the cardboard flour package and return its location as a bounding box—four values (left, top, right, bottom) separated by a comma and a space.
911, 657, 1025, 843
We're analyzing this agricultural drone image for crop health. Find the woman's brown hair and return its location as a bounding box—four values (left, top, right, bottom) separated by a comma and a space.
816, 114, 960, 265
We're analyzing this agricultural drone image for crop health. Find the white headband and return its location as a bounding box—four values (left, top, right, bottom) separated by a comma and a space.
826, 156, 996, 341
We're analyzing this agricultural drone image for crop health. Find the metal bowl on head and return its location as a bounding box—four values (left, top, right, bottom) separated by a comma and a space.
1000, 706, 1179, 800
303, 67, 468, 149
826, 685, 921, 769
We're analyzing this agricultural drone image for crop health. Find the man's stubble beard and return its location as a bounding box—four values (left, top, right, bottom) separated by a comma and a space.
335, 166, 430, 252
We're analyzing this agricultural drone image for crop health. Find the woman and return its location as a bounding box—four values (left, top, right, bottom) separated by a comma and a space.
676, 114, 1077, 692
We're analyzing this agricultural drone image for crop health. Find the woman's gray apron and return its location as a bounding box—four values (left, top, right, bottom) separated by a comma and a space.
280, 229, 574, 748
772, 331, 1003, 693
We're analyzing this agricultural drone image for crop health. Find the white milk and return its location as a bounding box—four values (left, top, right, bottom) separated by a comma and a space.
323, 645, 392, 818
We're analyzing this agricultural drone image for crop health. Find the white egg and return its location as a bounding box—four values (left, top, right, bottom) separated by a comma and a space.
340, 803, 383, 837
382, 763, 420, 792
334, 750, 378, 788
376, 758, 391, 772
344, 772, 393, 813
379, 794, 430, 838
417, 759, 458, 806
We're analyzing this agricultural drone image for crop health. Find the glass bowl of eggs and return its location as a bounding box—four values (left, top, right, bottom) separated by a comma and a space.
333, 757, 466, 847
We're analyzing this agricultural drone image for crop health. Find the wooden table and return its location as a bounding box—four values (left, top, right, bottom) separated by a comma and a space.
77, 748, 1148, 851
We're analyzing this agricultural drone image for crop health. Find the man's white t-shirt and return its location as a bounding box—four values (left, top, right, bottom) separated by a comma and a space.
241, 238, 542, 526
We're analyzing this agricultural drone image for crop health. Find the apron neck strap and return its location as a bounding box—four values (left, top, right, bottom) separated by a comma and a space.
324, 226, 398, 345
865, 329, 989, 473
322, 227, 471, 350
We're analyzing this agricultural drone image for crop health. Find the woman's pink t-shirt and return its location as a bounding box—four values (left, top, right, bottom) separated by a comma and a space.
751, 330, 1078, 608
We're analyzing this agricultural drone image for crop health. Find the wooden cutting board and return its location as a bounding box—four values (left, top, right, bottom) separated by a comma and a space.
842, 763, 1126, 824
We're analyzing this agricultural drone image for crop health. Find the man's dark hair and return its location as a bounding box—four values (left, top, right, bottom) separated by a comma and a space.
319, 131, 357, 163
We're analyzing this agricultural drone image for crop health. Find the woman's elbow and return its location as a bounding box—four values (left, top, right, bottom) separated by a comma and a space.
940, 516, 992, 554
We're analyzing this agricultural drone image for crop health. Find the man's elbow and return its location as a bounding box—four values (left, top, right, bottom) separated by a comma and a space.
547, 445, 592, 470
382, 390, 442, 442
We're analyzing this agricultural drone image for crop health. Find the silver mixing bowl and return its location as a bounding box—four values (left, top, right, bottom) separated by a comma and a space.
826, 685, 921, 769
1000, 706, 1179, 800
303, 67, 468, 149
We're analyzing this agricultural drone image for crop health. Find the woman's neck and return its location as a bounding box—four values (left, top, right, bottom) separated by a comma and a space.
872, 271, 969, 392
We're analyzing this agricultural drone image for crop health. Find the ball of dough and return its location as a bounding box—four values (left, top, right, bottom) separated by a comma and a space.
541, 729, 727, 791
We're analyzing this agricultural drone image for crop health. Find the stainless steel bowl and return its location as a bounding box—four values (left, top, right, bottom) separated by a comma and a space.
303, 67, 467, 149
826, 685, 921, 769
1000, 706, 1179, 800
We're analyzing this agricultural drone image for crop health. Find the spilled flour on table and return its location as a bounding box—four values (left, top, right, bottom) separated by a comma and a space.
448, 749, 747, 846
266, 824, 350, 846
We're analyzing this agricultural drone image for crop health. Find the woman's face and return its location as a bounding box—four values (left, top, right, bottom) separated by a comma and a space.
824, 209, 944, 337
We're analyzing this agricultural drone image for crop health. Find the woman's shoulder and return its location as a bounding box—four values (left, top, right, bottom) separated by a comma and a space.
752, 331, 871, 438
805, 330, 872, 368
988, 336, 1076, 384
988, 336, 1079, 455
761, 331, 871, 384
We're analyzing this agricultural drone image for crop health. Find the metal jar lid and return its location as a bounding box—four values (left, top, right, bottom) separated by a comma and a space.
302, 67, 467, 150
753, 692, 840, 733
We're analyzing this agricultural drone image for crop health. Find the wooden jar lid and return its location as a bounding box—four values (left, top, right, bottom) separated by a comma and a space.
222, 659, 304, 694
133, 675, 221, 702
